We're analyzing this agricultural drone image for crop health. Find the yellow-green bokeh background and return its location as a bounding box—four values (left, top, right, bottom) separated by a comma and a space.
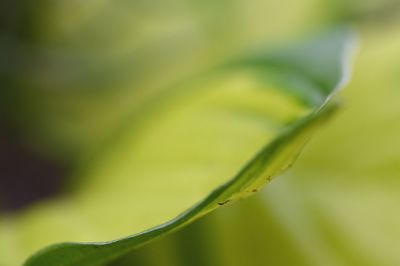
1, 0, 400, 265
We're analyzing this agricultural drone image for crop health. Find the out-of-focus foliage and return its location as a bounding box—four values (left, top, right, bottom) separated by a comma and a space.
0, 0, 333, 163
0, 0, 399, 265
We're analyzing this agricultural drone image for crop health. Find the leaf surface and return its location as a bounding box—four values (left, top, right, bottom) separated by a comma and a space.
20, 29, 354, 266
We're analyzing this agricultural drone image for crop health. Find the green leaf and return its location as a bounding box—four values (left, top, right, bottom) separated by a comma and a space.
117, 23, 400, 266
18, 29, 353, 266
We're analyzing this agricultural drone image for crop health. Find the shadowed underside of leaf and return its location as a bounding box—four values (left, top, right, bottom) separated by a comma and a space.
17, 29, 354, 266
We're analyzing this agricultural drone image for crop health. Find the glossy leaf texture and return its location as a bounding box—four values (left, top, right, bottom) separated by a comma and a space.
8, 29, 354, 266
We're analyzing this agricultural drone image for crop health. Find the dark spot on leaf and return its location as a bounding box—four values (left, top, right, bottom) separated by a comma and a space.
252, 189, 258, 193
217, 200, 230, 206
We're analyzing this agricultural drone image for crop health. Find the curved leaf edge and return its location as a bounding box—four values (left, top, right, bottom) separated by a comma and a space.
22, 102, 340, 266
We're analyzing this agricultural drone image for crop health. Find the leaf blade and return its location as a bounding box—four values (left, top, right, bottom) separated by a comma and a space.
23, 28, 354, 266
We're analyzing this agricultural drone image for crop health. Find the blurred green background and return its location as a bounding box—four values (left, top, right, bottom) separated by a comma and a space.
1, 0, 400, 265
